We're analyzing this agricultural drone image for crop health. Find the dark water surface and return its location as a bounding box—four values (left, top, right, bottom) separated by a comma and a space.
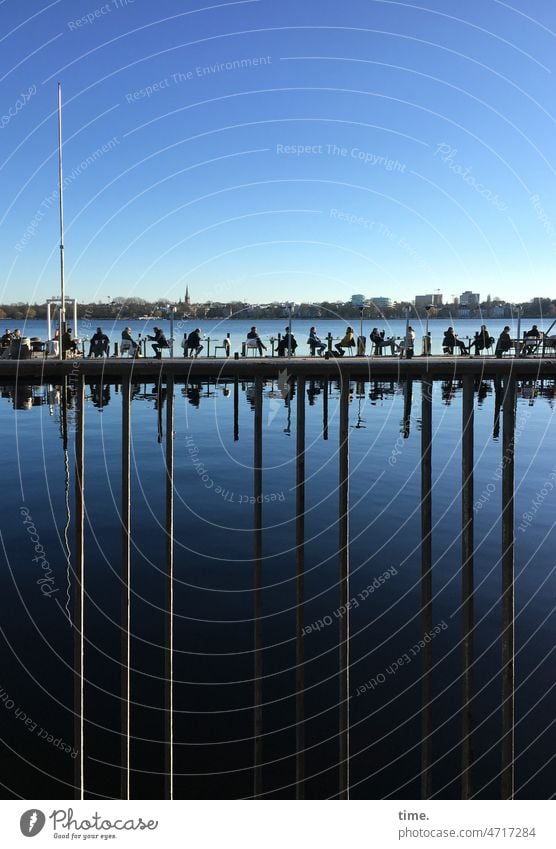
0, 376, 555, 799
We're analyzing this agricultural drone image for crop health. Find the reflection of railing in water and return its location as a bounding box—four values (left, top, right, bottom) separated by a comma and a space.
5, 362, 553, 800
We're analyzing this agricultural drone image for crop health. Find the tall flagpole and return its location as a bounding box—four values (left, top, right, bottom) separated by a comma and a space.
58, 82, 65, 360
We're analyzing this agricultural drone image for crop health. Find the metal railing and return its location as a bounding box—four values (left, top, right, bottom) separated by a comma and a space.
20, 357, 550, 800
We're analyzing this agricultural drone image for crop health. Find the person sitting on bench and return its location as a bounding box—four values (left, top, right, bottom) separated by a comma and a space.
1, 329, 11, 351
523, 324, 541, 355
370, 327, 396, 355
442, 327, 468, 355
2, 328, 22, 359
471, 325, 494, 356
495, 326, 512, 357
62, 327, 79, 356
186, 328, 203, 358
247, 326, 267, 355
277, 328, 297, 356
121, 327, 139, 355
148, 327, 169, 359
398, 326, 416, 358
308, 326, 326, 356
88, 327, 109, 357
335, 327, 355, 356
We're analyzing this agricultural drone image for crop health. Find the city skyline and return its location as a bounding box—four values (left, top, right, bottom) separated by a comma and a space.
2, 2, 555, 306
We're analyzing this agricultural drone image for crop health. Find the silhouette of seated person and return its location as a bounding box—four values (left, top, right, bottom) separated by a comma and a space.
398, 327, 416, 357
335, 327, 355, 356
277, 329, 297, 356
88, 328, 109, 357
523, 324, 541, 354
247, 326, 267, 355
62, 327, 79, 356
495, 326, 512, 357
442, 327, 467, 355
185, 328, 203, 357
148, 327, 169, 359
1, 329, 16, 358
3, 329, 27, 359
308, 326, 326, 356
121, 327, 138, 355
370, 327, 396, 355
472, 325, 494, 356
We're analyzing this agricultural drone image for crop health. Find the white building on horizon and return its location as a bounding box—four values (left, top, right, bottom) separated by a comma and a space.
460, 290, 480, 306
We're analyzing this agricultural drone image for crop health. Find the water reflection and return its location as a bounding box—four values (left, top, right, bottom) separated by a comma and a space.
1, 376, 555, 799
2, 377, 556, 427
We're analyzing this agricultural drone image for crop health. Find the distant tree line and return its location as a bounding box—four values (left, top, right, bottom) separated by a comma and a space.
0, 297, 554, 322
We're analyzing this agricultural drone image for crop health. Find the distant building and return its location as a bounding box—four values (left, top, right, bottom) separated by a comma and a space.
185, 286, 191, 306
369, 297, 392, 309
415, 294, 434, 309
351, 294, 366, 306
432, 293, 443, 306
491, 305, 506, 318
460, 290, 480, 306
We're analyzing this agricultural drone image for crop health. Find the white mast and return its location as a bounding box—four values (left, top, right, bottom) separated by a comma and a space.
58, 82, 65, 359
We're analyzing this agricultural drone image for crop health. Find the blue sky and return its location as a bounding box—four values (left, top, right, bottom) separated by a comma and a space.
1, 0, 555, 305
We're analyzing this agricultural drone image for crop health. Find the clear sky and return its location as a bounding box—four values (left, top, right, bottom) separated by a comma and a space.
1, 0, 555, 305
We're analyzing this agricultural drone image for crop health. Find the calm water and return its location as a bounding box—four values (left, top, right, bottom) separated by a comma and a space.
8, 317, 551, 356
0, 375, 555, 799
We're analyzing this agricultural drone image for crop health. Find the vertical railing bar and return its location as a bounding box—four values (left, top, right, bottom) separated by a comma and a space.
157, 380, 163, 444
295, 375, 306, 798
338, 376, 349, 799
234, 375, 239, 441
164, 375, 175, 800
323, 378, 329, 440
461, 374, 475, 799
501, 377, 516, 799
253, 377, 263, 797
74, 374, 85, 800
121, 377, 131, 800
421, 376, 433, 799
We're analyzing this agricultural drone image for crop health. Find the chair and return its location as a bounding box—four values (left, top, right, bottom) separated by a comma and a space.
442, 341, 463, 355
522, 335, 542, 357
336, 340, 356, 357
308, 337, 326, 357
471, 338, 494, 357
213, 339, 231, 357
152, 341, 170, 358
30, 338, 45, 357
245, 339, 260, 356
373, 338, 397, 356
542, 336, 556, 357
